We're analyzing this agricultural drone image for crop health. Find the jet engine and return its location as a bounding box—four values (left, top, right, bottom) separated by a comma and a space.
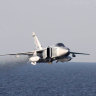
46, 47, 53, 62
47, 47, 52, 59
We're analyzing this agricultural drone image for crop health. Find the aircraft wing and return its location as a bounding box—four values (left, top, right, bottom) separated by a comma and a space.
0, 49, 45, 56
0, 51, 34, 56
70, 52, 90, 55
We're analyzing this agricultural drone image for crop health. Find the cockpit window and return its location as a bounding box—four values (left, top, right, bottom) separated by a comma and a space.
56, 43, 65, 47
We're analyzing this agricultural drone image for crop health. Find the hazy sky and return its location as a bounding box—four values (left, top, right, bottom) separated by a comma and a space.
0, 0, 96, 62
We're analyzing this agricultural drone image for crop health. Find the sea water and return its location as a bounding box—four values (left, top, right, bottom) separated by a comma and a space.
0, 62, 96, 96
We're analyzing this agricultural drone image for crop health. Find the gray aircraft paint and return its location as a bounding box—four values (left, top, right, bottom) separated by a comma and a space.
0, 0, 96, 63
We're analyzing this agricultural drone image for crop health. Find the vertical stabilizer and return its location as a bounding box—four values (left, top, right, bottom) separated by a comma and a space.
32, 32, 43, 50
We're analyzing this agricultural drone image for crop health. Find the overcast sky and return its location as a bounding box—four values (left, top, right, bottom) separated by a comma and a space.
0, 0, 96, 63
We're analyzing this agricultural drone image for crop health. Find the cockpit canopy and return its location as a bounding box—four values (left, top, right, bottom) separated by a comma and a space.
55, 43, 65, 47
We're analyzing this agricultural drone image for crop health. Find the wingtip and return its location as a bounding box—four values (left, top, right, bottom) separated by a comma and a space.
84, 53, 90, 55
0, 55, 7, 56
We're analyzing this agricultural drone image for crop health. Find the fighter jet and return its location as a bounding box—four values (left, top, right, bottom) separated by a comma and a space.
0, 32, 90, 65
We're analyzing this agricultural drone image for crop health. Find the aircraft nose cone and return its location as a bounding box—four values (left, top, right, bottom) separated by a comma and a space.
67, 48, 71, 55
67, 48, 70, 53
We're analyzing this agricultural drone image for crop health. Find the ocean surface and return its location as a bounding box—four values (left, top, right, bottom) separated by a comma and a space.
0, 62, 96, 96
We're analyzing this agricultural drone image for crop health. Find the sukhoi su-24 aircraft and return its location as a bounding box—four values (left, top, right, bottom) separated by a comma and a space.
0, 32, 90, 65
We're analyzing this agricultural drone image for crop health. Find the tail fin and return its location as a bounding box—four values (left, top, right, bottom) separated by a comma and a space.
32, 32, 43, 50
